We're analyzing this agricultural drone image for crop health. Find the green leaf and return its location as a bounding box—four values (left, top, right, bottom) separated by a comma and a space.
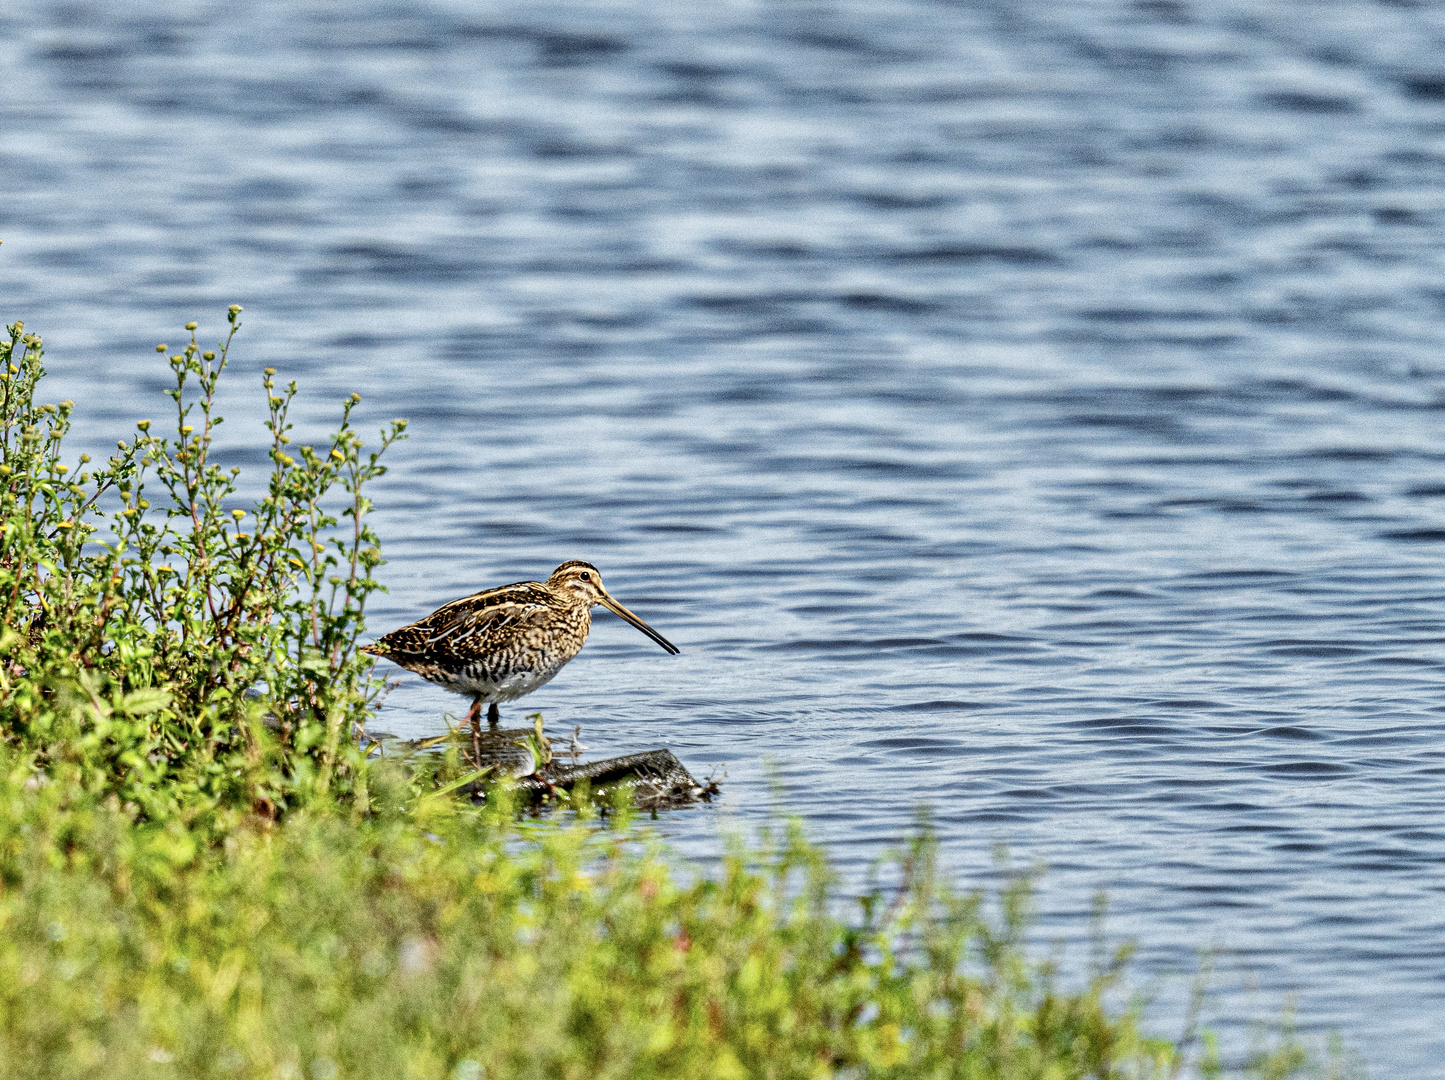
427, 766, 495, 799
117, 687, 173, 716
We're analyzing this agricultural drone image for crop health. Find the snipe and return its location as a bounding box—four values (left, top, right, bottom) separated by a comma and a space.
361, 561, 678, 738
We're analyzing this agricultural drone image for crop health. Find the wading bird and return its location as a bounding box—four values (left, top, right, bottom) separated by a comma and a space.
360, 561, 678, 738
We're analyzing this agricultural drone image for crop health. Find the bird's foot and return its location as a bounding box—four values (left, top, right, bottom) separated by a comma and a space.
467, 700, 484, 768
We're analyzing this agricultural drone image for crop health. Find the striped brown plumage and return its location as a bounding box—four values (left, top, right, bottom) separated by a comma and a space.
361, 560, 678, 730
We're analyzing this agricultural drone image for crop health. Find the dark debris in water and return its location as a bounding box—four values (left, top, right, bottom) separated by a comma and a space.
509, 749, 719, 813
368, 726, 718, 812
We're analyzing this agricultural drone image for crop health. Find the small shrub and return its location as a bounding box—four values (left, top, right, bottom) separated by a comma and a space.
0, 311, 405, 817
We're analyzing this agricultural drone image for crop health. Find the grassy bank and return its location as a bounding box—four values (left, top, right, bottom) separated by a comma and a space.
0, 758, 1351, 1080
0, 313, 1352, 1078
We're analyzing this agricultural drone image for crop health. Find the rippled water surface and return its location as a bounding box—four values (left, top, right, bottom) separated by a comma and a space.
7, 0, 1445, 1069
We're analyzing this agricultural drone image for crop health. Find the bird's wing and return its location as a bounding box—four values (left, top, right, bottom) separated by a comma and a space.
376, 583, 557, 661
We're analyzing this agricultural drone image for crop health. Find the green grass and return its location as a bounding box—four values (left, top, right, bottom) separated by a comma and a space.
0, 756, 1360, 1080
0, 310, 1358, 1078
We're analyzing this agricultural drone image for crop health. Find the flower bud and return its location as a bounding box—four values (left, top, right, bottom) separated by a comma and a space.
264, 367, 276, 376
156, 344, 167, 353
136, 420, 151, 431
203, 351, 215, 361
185, 322, 197, 331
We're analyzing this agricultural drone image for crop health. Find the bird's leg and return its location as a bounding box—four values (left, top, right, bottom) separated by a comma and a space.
467, 698, 483, 767
487, 701, 500, 730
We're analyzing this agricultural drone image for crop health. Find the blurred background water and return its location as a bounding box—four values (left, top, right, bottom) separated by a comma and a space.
6, 0, 1445, 1069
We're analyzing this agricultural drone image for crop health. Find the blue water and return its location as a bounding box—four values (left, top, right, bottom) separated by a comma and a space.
6, 0, 1445, 1070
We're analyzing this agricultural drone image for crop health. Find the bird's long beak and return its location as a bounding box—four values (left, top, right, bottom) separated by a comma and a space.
598, 593, 680, 654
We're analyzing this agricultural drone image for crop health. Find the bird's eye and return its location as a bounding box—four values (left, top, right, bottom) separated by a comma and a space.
580, 572, 591, 580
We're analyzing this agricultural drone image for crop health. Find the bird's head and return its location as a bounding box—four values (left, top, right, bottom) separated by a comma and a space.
546, 561, 679, 654
548, 560, 608, 603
